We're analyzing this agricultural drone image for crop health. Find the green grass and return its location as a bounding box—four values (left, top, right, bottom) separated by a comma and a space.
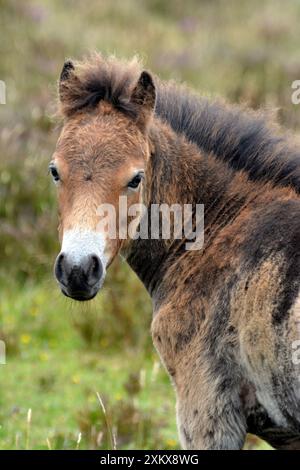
1, 0, 299, 449
0, 277, 177, 450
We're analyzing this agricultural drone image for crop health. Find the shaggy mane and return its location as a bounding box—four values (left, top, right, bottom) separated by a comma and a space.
58, 53, 300, 193
155, 82, 300, 193
58, 53, 142, 119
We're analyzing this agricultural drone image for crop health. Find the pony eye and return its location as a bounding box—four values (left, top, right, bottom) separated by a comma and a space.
49, 164, 60, 183
127, 173, 143, 190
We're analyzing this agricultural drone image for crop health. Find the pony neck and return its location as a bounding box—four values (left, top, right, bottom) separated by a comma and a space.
123, 117, 259, 300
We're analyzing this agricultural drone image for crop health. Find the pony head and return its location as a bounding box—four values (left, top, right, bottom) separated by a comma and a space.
51, 55, 155, 300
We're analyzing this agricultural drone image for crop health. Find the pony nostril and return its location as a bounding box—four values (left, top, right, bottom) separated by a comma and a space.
55, 253, 64, 281
86, 255, 103, 286
54, 253, 69, 286
91, 255, 99, 273
91, 254, 102, 280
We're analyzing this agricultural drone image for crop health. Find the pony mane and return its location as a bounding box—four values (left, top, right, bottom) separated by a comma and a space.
58, 53, 142, 119
155, 81, 300, 193
58, 53, 300, 193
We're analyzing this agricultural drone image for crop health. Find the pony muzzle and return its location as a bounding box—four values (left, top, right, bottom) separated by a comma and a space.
54, 229, 107, 301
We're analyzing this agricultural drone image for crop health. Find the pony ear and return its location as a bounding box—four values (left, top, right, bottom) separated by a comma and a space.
59, 60, 75, 102
130, 71, 156, 131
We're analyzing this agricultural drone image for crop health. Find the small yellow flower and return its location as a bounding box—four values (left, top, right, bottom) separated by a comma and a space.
20, 334, 31, 345
166, 439, 177, 448
39, 352, 49, 362
71, 374, 81, 384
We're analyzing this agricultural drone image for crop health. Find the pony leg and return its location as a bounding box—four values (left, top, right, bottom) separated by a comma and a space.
175, 370, 247, 450
152, 310, 246, 450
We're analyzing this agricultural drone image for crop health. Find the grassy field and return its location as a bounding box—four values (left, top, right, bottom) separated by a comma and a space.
1, 0, 300, 449
0, 278, 177, 450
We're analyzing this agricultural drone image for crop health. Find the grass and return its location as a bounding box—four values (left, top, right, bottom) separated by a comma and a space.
0, 276, 177, 450
1, 0, 299, 449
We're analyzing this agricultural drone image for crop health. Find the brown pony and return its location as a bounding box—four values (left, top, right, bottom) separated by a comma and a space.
51, 53, 300, 449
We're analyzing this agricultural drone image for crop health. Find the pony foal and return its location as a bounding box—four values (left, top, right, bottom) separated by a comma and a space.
51, 54, 300, 449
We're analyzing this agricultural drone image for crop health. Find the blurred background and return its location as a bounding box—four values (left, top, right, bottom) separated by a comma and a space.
1, 0, 300, 450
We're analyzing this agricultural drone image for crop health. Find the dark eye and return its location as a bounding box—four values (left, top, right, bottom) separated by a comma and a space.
49, 163, 60, 183
127, 173, 143, 190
